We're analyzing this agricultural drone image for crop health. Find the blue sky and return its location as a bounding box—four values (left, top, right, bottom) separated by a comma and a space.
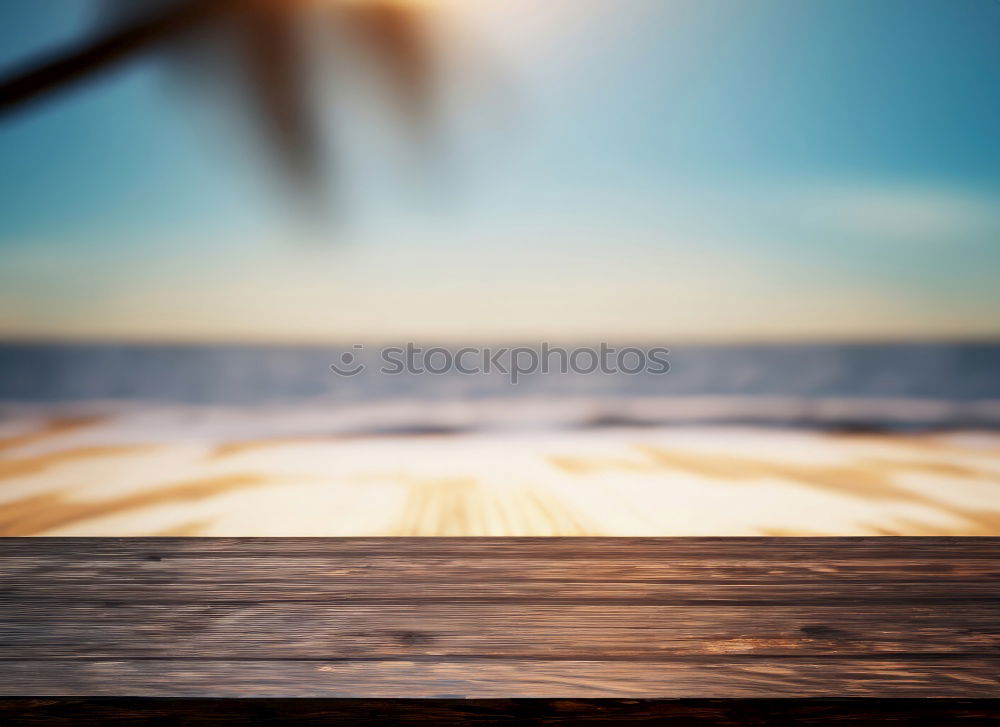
1, 0, 998, 341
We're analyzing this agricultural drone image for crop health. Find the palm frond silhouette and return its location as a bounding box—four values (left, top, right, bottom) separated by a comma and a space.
0, 0, 437, 203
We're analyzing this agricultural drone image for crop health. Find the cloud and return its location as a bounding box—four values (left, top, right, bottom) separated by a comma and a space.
790, 184, 1000, 243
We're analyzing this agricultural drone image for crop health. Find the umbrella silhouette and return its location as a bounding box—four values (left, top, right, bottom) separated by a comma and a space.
0, 0, 438, 203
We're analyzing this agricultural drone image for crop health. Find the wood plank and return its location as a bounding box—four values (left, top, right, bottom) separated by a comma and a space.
6, 555, 999, 581
2, 536, 998, 559
2, 658, 997, 698
1, 604, 997, 658
5, 551, 998, 605
3, 574, 996, 604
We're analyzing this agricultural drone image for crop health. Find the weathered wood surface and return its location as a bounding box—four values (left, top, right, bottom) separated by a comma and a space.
0, 538, 998, 714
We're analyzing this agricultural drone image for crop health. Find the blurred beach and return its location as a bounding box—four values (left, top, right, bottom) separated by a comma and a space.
1, 342, 998, 536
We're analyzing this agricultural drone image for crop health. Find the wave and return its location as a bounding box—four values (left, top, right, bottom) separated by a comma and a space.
3, 395, 1000, 442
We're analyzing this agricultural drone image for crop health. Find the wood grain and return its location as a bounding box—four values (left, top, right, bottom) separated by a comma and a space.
2, 536, 998, 558
3, 604, 997, 658
0, 537, 998, 720
1, 658, 998, 698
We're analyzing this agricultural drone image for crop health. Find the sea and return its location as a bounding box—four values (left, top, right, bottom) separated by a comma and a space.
1, 341, 998, 433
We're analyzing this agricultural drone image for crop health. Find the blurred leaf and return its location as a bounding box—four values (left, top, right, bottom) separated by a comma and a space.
345, 2, 436, 135
236, 3, 321, 193
2, 0, 447, 214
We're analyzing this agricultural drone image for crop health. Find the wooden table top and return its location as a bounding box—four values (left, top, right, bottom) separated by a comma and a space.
1, 537, 998, 704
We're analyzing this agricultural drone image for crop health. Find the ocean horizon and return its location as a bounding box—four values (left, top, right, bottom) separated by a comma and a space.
2, 341, 999, 431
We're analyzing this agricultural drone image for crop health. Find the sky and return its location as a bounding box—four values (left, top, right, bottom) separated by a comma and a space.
0, 0, 999, 343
